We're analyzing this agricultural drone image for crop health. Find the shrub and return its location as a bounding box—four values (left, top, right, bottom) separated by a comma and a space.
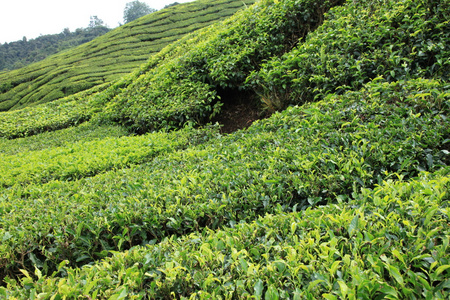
248, 0, 450, 110
1, 78, 448, 283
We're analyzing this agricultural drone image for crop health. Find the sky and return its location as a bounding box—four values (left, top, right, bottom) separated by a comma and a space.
0, 0, 194, 44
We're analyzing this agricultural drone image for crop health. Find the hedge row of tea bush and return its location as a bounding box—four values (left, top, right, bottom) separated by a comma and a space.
0, 125, 220, 187
0, 0, 258, 139
4, 0, 448, 138
248, 0, 450, 110
1, 78, 448, 285
95, 0, 450, 133
100, 0, 345, 132
0, 83, 111, 139
0, 0, 449, 294
2, 166, 449, 299
0, 122, 129, 156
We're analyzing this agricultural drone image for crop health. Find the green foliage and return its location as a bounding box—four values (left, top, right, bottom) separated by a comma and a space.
0, 0, 449, 296
0, 0, 255, 111
3, 168, 449, 299
249, 0, 450, 110
0, 122, 129, 156
0, 78, 448, 285
0, 83, 111, 139
100, 0, 345, 132
0, 125, 220, 187
185, 0, 344, 89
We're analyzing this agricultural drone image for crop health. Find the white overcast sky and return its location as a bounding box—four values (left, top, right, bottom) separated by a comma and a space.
1, 0, 194, 43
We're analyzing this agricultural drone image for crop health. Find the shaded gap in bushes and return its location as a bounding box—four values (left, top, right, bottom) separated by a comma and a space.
212, 87, 265, 134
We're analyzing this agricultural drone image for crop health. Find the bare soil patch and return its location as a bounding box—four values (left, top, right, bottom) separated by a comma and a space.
211, 89, 265, 134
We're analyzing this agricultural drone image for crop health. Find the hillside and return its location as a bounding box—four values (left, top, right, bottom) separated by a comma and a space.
0, 0, 449, 298
0, 0, 255, 111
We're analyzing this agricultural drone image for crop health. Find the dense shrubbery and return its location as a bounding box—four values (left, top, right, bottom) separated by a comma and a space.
1, 78, 448, 286
0, 122, 129, 156
97, 0, 449, 133
0, 125, 220, 187
100, 0, 344, 132
5, 0, 448, 137
0, 0, 449, 297
0, 83, 111, 139
3, 168, 449, 298
248, 0, 450, 110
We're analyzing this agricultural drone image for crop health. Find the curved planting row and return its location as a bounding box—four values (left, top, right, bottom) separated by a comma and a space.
3, 168, 449, 298
100, 0, 345, 132
5, 0, 448, 139
1, 78, 448, 284
0, 123, 129, 156
0, 15, 219, 139
0, 0, 255, 110
0, 83, 111, 139
82, 0, 450, 134
0, 125, 220, 187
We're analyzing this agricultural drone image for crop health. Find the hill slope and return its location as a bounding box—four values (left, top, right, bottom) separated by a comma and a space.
0, 0, 449, 298
1, 78, 449, 298
0, 0, 345, 138
0, 0, 255, 111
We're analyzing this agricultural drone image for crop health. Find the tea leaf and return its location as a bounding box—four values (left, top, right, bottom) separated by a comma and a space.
347, 215, 359, 237
254, 279, 264, 299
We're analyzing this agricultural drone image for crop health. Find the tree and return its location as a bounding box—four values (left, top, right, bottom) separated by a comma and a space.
164, 2, 180, 9
123, 1, 156, 24
89, 16, 105, 28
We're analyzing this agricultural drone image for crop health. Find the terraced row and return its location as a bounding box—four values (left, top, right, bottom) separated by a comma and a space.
1, 78, 448, 285
4, 0, 447, 140
0, 125, 219, 187
0, 0, 255, 110
3, 168, 448, 298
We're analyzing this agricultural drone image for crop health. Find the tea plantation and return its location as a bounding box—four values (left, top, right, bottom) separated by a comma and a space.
0, 0, 255, 111
0, 0, 449, 298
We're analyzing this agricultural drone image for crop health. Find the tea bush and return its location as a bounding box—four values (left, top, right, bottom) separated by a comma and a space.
0, 0, 449, 295
0, 83, 110, 139
1, 78, 448, 284
0, 122, 129, 156
0, 125, 220, 187
248, 0, 450, 110
2, 168, 449, 299
0, 0, 256, 138
7, 0, 448, 137
101, 0, 345, 132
